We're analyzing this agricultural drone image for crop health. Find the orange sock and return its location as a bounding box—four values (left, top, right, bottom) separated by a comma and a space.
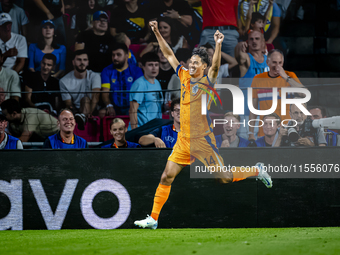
151, 183, 171, 221
232, 166, 259, 182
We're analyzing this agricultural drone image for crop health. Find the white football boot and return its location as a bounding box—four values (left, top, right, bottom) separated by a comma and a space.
256, 162, 273, 188
134, 215, 158, 229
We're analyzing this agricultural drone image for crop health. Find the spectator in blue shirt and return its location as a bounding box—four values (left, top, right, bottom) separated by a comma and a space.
43, 109, 88, 149
101, 43, 143, 116
28, 20, 66, 79
129, 52, 163, 130
139, 98, 180, 148
101, 118, 141, 148
215, 112, 250, 148
255, 113, 281, 147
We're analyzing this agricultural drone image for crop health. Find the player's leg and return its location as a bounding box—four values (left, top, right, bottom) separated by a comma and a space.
134, 136, 190, 229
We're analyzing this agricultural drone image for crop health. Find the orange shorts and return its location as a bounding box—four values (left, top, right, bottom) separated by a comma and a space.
168, 132, 224, 167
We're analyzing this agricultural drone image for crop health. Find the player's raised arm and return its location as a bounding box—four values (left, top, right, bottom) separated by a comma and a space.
149, 21, 179, 71
208, 30, 224, 84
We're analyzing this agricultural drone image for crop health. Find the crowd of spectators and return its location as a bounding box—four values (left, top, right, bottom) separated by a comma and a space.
0, 0, 339, 149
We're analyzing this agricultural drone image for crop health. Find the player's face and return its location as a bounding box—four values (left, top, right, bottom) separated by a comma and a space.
41, 25, 54, 39
41, 58, 54, 75
0, 119, 8, 134
143, 61, 159, 79
112, 49, 128, 69
290, 104, 306, 124
310, 108, 323, 120
263, 117, 279, 137
171, 104, 180, 123
73, 54, 89, 73
110, 122, 126, 142
248, 31, 263, 52
158, 21, 171, 38
58, 110, 75, 133
223, 116, 239, 137
267, 52, 284, 77
188, 55, 206, 77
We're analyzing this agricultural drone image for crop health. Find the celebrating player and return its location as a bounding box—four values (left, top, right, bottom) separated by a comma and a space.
134, 21, 272, 230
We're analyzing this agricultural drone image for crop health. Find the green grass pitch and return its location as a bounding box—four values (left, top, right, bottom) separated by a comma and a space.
1, 227, 340, 255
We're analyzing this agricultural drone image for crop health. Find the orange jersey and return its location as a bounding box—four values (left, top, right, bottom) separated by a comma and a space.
251, 71, 301, 137
176, 65, 215, 138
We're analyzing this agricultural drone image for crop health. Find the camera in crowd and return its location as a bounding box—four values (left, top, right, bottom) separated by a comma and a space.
286, 116, 316, 143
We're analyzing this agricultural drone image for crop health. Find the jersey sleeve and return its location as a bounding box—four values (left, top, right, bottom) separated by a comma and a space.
272, 3, 281, 17
59, 78, 71, 101
150, 126, 162, 138
176, 64, 189, 81
101, 67, 111, 89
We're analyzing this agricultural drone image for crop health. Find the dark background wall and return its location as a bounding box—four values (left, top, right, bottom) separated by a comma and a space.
1, 148, 340, 230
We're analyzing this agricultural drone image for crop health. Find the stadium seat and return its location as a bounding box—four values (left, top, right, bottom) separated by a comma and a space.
102, 115, 130, 141
74, 116, 101, 142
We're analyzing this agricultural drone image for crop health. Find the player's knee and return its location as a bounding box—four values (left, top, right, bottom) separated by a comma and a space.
161, 171, 174, 184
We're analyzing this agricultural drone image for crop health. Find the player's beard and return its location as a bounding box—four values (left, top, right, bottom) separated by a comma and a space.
113, 60, 125, 69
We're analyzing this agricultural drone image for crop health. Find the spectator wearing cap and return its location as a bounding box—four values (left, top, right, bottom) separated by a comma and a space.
0, 48, 20, 102
101, 43, 143, 116
1, 98, 59, 142
0, 12, 27, 73
0, 112, 23, 149
31, 0, 66, 45
43, 109, 88, 149
28, 20, 66, 79
59, 50, 101, 130
0, 0, 29, 36
101, 118, 140, 148
24, 53, 60, 114
76, 11, 116, 73
129, 52, 163, 130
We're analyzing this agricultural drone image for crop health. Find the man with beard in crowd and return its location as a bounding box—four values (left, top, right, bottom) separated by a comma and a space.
101, 43, 143, 116
59, 50, 101, 129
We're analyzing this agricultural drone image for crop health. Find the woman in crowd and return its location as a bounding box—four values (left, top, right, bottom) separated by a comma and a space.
28, 20, 66, 78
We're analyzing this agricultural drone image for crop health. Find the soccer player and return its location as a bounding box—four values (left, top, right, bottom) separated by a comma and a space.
134, 21, 272, 230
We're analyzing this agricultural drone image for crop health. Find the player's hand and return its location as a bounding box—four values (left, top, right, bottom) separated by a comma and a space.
221, 139, 230, 148
297, 137, 314, 147
214, 30, 224, 44
46, 12, 54, 20
278, 127, 288, 137
106, 106, 116, 117
248, 134, 255, 141
149, 21, 159, 33
154, 137, 166, 148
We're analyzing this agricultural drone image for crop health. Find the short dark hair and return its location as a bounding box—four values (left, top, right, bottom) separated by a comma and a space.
42, 53, 57, 65
170, 98, 180, 112
1, 99, 22, 114
112, 43, 129, 54
308, 105, 327, 117
268, 49, 284, 59
141, 52, 159, 66
58, 108, 75, 119
202, 42, 214, 50
191, 47, 210, 66
251, 12, 266, 24
175, 48, 191, 63
73, 49, 88, 59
